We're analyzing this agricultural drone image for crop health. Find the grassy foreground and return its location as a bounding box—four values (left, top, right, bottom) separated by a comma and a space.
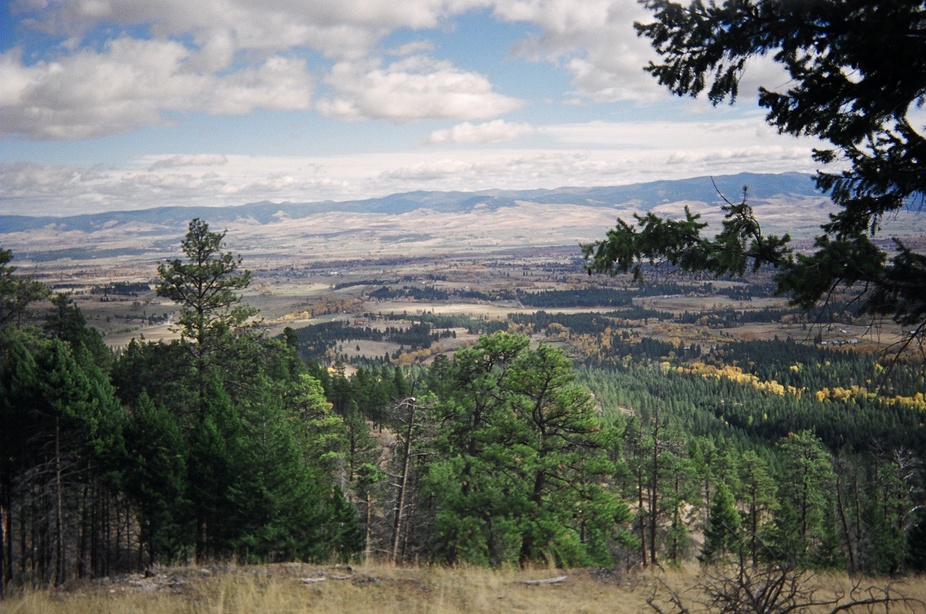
3, 562, 925, 614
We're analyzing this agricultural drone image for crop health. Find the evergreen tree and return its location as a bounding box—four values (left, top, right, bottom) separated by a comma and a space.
584, 0, 926, 341
738, 449, 778, 566
773, 431, 839, 566
187, 375, 244, 560
1, 333, 125, 585
156, 218, 257, 413
148, 220, 361, 562
621, 415, 652, 566
124, 392, 190, 563
44, 293, 112, 372
906, 510, 926, 573
661, 448, 698, 565
701, 481, 741, 564
0, 247, 49, 331
423, 333, 626, 567
864, 448, 921, 575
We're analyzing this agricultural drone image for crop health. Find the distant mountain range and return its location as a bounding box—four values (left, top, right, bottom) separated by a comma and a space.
2, 172, 819, 233
2, 172, 845, 263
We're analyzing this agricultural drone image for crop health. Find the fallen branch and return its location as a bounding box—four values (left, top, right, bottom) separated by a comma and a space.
522, 575, 568, 585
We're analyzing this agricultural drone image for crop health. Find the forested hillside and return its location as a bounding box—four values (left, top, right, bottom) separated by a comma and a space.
2, 220, 924, 594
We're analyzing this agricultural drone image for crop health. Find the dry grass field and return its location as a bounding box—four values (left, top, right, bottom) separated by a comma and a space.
4, 563, 925, 614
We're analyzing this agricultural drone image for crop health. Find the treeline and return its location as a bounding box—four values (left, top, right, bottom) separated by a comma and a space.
89, 282, 151, 296
509, 310, 674, 336
517, 287, 633, 307
292, 321, 442, 362
359, 280, 789, 312
678, 306, 802, 326
366, 285, 515, 302
379, 311, 509, 335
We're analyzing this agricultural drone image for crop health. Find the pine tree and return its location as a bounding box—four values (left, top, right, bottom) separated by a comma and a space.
44, 293, 112, 373
773, 431, 838, 566
424, 333, 626, 567
585, 0, 926, 345
738, 449, 777, 566
0, 247, 48, 331
124, 392, 190, 563
156, 218, 257, 414
701, 482, 741, 564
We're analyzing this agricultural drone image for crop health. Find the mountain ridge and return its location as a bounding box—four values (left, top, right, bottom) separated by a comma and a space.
3, 172, 855, 263
2, 172, 819, 233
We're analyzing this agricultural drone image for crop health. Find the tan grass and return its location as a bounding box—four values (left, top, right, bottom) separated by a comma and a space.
7, 562, 924, 614
2, 562, 649, 614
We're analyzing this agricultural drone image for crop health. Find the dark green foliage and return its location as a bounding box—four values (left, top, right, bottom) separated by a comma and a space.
112, 338, 197, 421
156, 218, 256, 352
585, 0, 926, 342
1, 328, 126, 586
120, 224, 363, 564
907, 510, 926, 573
114, 332, 363, 564
581, 349, 926, 454
290, 320, 437, 362
863, 449, 920, 575
581, 359, 923, 574
124, 392, 190, 563
510, 310, 674, 337
2, 238, 923, 581
422, 333, 629, 567
771, 431, 840, 567
0, 246, 49, 330
45, 293, 113, 373
379, 311, 510, 336
89, 281, 151, 296
737, 450, 777, 566
517, 287, 633, 308
701, 482, 741, 564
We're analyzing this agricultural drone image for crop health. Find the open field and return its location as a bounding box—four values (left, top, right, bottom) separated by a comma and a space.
5, 562, 925, 614
13, 242, 911, 357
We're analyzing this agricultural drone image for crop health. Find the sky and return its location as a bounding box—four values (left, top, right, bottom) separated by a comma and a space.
1, 0, 827, 217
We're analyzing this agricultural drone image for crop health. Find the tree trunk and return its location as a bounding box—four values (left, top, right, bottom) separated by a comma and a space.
391, 400, 415, 563
649, 411, 660, 566
637, 468, 647, 566
1, 473, 11, 590
836, 474, 856, 574
364, 491, 373, 562
749, 486, 758, 566
54, 417, 65, 586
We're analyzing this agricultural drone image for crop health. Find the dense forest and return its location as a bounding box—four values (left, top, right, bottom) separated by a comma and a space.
2, 221, 924, 594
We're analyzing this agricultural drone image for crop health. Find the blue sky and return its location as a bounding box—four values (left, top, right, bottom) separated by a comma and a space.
1, 0, 825, 216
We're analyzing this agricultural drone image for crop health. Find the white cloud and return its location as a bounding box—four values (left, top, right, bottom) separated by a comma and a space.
1, 39, 313, 140
0, 1, 831, 217
148, 154, 229, 170
538, 116, 824, 153
380, 158, 475, 181
491, 0, 664, 102
426, 119, 535, 144
4, 1, 531, 138
317, 56, 524, 122
388, 40, 437, 57
13, 0, 489, 59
